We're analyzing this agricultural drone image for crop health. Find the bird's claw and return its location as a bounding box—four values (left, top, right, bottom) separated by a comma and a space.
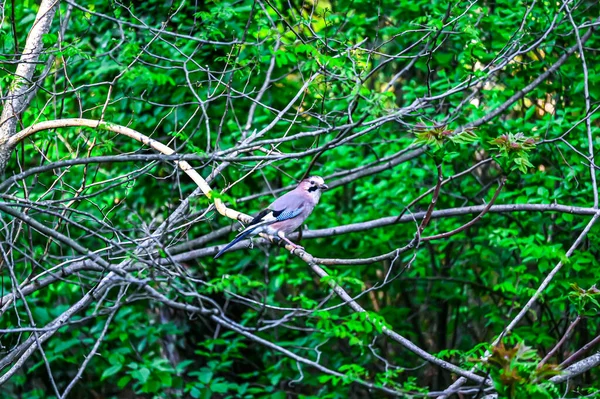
288, 242, 304, 252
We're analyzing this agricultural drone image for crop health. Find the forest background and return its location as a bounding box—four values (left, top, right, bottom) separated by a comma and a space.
1, 0, 600, 398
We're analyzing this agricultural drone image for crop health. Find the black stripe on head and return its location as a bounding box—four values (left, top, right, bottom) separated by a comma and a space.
308, 185, 319, 192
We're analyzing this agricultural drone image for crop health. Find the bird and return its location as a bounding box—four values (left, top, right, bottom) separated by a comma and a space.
214, 176, 329, 258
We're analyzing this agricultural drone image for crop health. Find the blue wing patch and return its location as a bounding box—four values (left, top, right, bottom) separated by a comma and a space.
274, 207, 302, 221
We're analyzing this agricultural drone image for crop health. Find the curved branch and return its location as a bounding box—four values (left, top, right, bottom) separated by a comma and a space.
9, 118, 243, 223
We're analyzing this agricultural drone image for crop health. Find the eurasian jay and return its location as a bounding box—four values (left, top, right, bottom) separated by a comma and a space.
214, 176, 329, 258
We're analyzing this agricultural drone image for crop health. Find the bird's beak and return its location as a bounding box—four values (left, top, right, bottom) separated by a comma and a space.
320, 184, 329, 190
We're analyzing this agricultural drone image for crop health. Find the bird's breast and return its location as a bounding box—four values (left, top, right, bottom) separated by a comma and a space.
266, 217, 305, 234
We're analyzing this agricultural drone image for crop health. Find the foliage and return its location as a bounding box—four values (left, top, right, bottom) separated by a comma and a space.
568, 284, 600, 317
489, 132, 537, 173
483, 342, 560, 399
1, 0, 600, 398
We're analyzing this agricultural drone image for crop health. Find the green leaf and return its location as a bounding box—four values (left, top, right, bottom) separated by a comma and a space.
131, 367, 151, 384
101, 364, 122, 381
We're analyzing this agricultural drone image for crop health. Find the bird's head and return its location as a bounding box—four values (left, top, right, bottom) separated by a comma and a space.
298, 176, 329, 201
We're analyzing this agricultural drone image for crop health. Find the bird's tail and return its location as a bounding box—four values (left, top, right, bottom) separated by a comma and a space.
214, 227, 256, 259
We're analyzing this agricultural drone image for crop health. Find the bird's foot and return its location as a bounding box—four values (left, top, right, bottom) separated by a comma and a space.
274, 232, 304, 253
281, 237, 304, 251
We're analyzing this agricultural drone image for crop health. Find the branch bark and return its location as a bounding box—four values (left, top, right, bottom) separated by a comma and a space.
0, 0, 59, 173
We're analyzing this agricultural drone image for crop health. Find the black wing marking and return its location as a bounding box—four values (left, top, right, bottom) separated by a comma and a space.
248, 208, 273, 226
